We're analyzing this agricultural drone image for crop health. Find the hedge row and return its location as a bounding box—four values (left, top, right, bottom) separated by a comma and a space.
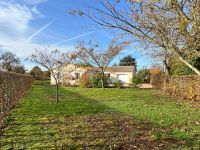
0, 71, 33, 125
151, 75, 200, 101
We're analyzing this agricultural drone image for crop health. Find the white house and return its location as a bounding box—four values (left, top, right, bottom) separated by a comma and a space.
51, 64, 136, 87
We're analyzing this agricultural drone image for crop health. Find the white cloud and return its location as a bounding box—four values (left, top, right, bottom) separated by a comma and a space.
0, 0, 52, 70
0, 39, 40, 57
0, 1, 33, 34
31, 6, 44, 18
0, 1, 47, 56
23, 0, 48, 5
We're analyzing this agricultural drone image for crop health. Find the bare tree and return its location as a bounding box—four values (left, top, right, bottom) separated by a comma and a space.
0, 51, 20, 71
76, 40, 128, 90
29, 49, 77, 102
145, 48, 172, 75
72, 0, 200, 75
13, 65, 26, 74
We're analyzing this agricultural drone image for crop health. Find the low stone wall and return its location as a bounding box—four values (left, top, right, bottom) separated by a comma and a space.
0, 71, 33, 124
151, 75, 200, 101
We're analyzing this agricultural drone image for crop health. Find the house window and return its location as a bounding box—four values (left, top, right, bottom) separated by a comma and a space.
75, 73, 80, 79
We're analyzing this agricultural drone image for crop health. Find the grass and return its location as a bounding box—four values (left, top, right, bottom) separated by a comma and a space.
0, 81, 199, 149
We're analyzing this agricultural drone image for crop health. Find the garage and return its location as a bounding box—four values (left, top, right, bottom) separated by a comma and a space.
117, 74, 129, 83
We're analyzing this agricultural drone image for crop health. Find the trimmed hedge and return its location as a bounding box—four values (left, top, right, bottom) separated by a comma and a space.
151, 75, 200, 101
0, 71, 33, 125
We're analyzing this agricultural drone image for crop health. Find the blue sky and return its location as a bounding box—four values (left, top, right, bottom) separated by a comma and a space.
0, 0, 155, 70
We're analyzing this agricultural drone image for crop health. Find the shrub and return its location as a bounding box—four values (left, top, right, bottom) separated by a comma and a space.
169, 56, 197, 75
79, 73, 90, 88
153, 76, 200, 101
113, 80, 122, 88
29, 66, 44, 80
131, 68, 150, 87
150, 67, 161, 75
137, 69, 150, 83
171, 64, 194, 75
131, 76, 143, 87
91, 73, 110, 88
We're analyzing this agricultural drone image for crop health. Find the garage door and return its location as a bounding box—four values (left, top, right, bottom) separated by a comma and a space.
117, 74, 129, 83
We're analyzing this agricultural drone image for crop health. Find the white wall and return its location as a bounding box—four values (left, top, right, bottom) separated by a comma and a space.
51, 65, 134, 86
50, 64, 86, 85
109, 72, 133, 84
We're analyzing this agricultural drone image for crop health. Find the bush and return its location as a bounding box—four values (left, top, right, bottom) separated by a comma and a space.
150, 67, 161, 75
136, 69, 150, 83
169, 56, 198, 75
79, 73, 90, 88
29, 66, 44, 80
171, 64, 194, 75
131, 76, 143, 87
131, 69, 150, 87
113, 80, 122, 88
91, 73, 110, 88
160, 76, 200, 101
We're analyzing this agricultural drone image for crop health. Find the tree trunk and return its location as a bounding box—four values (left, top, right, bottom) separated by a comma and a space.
101, 78, 105, 91
179, 56, 200, 76
163, 60, 170, 75
56, 83, 59, 102
163, 54, 171, 75
101, 69, 105, 91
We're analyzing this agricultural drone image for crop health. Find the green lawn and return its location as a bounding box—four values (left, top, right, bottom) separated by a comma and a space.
0, 81, 199, 149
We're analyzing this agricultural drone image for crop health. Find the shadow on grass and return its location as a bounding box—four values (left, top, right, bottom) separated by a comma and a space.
0, 81, 198, 149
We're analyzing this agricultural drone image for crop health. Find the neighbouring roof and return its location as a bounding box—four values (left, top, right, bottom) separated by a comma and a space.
106, 66, 135, 72
85, 66, 135, 73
